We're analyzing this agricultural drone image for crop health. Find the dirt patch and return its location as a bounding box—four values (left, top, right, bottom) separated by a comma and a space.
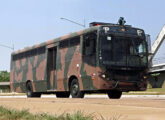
0, 97, 165, 120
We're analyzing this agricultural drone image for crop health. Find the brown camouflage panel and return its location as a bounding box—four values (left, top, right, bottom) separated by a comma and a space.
10, 25, 147, 93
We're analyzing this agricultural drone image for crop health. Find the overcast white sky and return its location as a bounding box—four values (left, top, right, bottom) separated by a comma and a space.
0, 0, 165, 71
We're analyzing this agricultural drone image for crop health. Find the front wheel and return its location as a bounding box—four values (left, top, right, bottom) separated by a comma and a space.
70, 79, 84, 98
26, 82, 41, 98
107, 90, 122, 99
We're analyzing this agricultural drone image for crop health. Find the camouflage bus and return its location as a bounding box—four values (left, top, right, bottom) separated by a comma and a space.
10, 20, 148, 99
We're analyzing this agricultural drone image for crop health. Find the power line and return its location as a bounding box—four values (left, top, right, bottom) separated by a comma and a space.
0, 44, 14, 51
60, 17, 86, 28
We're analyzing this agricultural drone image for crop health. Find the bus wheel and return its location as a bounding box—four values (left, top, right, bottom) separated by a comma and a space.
70, 79, 84, 98
56, 92, 70, 98
107, 90, 122, 99
26, 82, 41, 98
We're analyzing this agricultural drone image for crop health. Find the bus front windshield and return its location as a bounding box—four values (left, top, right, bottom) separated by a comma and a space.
100, 35, 147, 67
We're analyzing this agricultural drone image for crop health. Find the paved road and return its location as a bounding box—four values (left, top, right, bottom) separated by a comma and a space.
0, 95, 165, 120
1, 94, 165, 99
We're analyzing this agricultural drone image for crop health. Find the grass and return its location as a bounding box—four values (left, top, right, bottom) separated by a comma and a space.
0, 86, 10, 93
0, 92, 25, 96
0, 106, 93, 120
124, 88, 165, 95
0, 106, 122, 120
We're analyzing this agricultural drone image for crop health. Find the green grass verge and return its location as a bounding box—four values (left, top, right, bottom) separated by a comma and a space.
0, 86, 10, 93
124, 88, 165, 95
0, 106, 93, 120
0, 93, 25, 96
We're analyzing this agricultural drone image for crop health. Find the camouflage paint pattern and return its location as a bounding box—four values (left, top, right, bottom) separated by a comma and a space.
10, 25, 147, 94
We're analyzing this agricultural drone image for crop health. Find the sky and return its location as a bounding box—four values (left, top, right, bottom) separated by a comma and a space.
0, 0, 165, 71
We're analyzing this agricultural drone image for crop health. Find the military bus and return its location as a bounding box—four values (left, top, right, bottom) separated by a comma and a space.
10, 18, 148, 99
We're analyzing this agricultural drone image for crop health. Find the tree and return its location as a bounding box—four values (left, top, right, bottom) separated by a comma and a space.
0, 71, 10, 82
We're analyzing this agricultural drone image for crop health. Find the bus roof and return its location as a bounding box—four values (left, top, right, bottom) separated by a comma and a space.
12, 23, 141, 55
12, 25, 100, 55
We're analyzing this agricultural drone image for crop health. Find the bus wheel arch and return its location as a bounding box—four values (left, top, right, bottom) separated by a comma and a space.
26, 80, 31, 86
26, 80, 41, 98
68, 76, 84, 98
68, 75, 77, 90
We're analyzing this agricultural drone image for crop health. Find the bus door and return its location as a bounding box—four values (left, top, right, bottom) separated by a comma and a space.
82, 31, 97, 90
47, 47, 57, 90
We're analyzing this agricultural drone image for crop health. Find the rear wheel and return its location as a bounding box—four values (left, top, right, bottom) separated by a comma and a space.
107, 90, 122, 99
56, 92, 70, 98
26, 82, 41, 98
70, 79, 84, 98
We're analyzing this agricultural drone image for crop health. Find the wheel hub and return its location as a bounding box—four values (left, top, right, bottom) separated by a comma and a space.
72, 84, 78, 95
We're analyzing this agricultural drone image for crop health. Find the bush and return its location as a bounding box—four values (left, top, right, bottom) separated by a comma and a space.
0, 71, 10, 82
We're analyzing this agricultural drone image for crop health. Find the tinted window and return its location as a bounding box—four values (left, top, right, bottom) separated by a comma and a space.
83, 32, 96, 56
69, 37, 80, 47
59, 37, 80, 48
59, 40, 69, 48
12, 46, 45, 61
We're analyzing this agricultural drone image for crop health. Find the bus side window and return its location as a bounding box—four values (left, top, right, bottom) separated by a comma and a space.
83, 32, 96, 56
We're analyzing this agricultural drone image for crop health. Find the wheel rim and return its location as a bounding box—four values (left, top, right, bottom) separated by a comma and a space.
72, 83, 79, 95
27, 83, 32, 96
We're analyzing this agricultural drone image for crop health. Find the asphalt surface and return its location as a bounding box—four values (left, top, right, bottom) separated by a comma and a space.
1, 94, 165, 98
0, 95, 165, 120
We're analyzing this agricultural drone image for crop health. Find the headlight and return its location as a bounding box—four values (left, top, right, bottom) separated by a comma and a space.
143, 76, 147, 79
102, 74, 106, 78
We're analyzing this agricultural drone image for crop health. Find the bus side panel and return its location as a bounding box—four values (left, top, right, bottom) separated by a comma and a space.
56, 44, 86, 91
79, 31, 99, 91
71, 46, 99, 91
56, 44, 98, 91
66, 45, 84, 91
56, 47, 69, 91
34, 53, 47, 92
79, 62, 98, 91
10, 52, 47, 93
10, 59, 25, 93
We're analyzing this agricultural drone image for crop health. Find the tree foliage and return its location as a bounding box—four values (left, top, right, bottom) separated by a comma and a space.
0, 71, 10, 82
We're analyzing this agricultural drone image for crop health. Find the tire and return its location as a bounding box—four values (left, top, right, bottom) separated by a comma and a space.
70, 79, 84, 98
56, 92, 70, 98
26, 82, 41, 98
107, 90, 122, 99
